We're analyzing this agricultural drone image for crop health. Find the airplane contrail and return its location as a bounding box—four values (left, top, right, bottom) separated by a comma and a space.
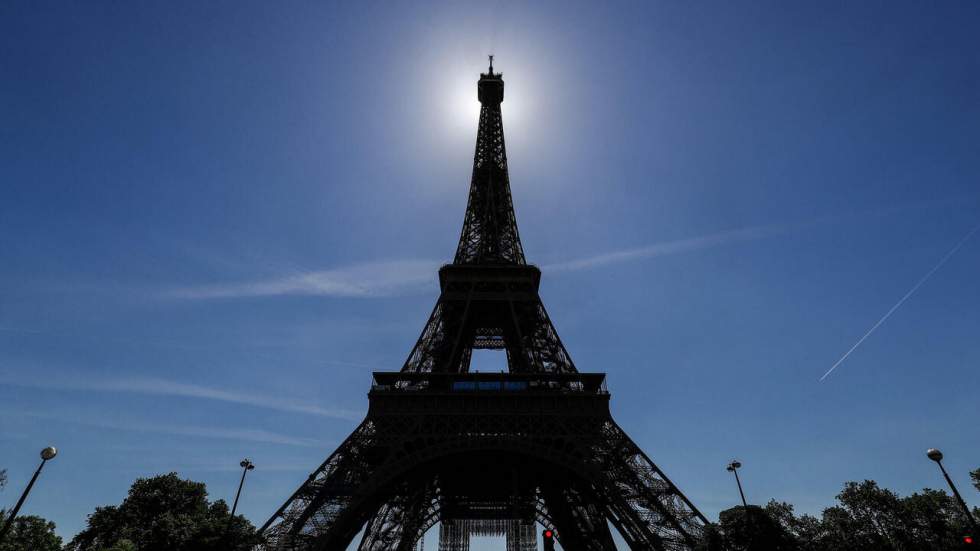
819, 223, 980, 382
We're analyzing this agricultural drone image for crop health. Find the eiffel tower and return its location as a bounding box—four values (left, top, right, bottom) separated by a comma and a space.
259, 58, 707, 551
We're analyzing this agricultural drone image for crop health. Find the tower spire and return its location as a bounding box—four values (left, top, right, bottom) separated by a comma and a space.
453, 59, 526, 265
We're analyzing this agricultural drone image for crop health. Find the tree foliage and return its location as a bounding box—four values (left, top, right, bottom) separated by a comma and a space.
716, 504, 797, 551
0, 513, 63, 551
709, 478, 978, 550
65, 472, 262, 551
971, 467, 980, 494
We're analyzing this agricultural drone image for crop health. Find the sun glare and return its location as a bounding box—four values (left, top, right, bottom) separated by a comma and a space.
441, 68, 529, 145
448, 74, 482, 133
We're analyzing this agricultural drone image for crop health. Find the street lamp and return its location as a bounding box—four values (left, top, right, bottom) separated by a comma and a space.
726, 460, 748, 508
230, 459, 255, 517
926, 448, 978, 532
0, 446, 57, 543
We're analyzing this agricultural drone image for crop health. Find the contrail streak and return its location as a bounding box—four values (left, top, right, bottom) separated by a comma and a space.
820, 223, 980, 382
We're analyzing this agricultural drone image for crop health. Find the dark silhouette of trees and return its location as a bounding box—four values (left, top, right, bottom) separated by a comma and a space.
760, 500, 825, 551
0, 514, 62, 551
8, 462, 978, 550
707, 475, 978, 550
65, 473, 262, 551
716, 503, 797, 550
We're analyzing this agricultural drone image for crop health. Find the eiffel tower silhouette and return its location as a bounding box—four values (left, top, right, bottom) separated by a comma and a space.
259, 58, 707, 551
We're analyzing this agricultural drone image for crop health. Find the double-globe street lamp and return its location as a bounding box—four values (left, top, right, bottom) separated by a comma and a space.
0, 446, 58, 543
230, 459, 255, 517
726, 459, 758, 546
926, 448, 977, 535
224, 458, 256, 543
727, 460, 748, 508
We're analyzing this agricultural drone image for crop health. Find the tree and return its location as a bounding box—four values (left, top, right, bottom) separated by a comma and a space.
695, 522, 725, 551
900, 488, 972, 550
799, 481, 969, 551
102, 541, 136, 551
705, 479, 980, 551
971, 467, 979, 494
0, 468, 6, 490
65, 472, 263, 551
778, 481, 974, 551
830, 480, 904, 549
761, 500, 825, 551
784, 512, 825, 551
0, 514, 63, 551
716, 504, 798, 551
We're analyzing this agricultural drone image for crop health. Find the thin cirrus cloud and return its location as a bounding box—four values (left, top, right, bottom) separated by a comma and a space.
540, 225, 784, 272
5, 407, 323, 447
170, 259, 442, 299
101, 420, 323, 447
169, 225, 783, 300
166, 196, 969, 300
0, 372, 364, 421
538, 197, 964, 273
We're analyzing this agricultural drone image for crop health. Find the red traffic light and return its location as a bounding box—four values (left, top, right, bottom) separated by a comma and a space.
542, 529, 556, 551
965, 535, 974, 544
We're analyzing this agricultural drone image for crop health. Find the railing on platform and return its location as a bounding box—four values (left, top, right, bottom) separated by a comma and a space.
370, 371, 608, 395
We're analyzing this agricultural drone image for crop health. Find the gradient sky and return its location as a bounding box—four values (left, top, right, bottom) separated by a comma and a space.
2, 2, 979, 548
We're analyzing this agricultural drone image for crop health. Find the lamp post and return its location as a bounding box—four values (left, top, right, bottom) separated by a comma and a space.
926, 448, 977, 532
727, 460, 748, 508
0, 446, 57, 544
230, 459, 255, 517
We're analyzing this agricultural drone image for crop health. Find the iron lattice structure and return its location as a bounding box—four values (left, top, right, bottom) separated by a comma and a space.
259, 61, 707, 551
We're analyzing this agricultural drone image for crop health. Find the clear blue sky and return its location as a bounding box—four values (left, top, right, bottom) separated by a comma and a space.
2, 1, 979, 547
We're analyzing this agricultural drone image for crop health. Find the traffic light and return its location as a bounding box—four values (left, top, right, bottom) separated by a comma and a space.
965, 535, 974, 545
542, 529, 556, 551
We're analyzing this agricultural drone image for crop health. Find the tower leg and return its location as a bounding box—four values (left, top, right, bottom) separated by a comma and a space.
259, 418, 423, 551
357, 481, 435, 551
587, 419, 706, 550
540, 484, 616, 551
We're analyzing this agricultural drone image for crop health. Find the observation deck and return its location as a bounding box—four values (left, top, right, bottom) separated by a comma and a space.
438, 264, 541, 300
478, 71, 504, 105
368, 371, 610, 417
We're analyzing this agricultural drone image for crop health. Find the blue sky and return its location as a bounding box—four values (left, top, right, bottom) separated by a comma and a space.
1, 1, 979, 547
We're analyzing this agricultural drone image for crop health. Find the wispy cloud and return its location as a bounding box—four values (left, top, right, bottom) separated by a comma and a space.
170, 259, 441, 299
4, 408, 323, 447
169, 228, 783, 300
819, 223, 980, 381
165, 197, 972, 298
542, 225, 784, 272
0, 373, 363, 421
117, 422, 322, 447
539, 197, 967, 273
532, 198, 970, 273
